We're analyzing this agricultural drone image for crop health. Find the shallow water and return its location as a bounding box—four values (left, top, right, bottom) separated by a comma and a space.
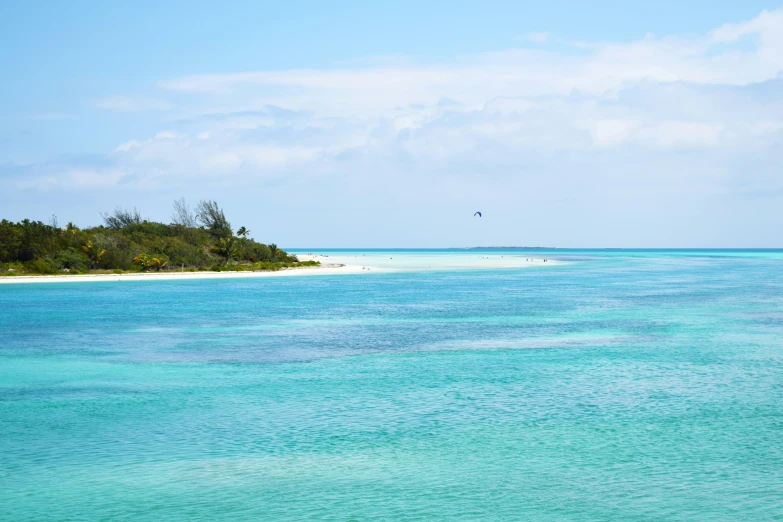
297, 249, 562, 270
2, 250, 782, 520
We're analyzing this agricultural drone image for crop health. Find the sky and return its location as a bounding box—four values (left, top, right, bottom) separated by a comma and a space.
2, 1, 783, 248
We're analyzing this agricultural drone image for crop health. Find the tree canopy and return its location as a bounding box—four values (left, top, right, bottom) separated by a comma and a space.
0, 199, 309, 275
195, 200, 232, 239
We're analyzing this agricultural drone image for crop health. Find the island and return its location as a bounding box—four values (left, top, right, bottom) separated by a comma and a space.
0, 199, 318, 278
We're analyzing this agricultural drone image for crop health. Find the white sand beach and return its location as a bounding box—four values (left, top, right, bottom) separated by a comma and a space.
299, 252, 559, 271
0, 252, 557, 284
0, 263, 361, 284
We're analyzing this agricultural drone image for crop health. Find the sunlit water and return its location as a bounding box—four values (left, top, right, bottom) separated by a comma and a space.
2, 249, 782, 520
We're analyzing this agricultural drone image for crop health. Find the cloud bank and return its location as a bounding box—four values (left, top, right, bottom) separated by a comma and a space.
5, 9, 783, 246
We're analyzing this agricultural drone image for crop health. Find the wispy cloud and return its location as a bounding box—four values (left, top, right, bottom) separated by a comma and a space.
6, 9, 783, 246
710, 8, 783, 42
95, 95, 171, 112
516, 32, 550, 43
158, 10, 783, 110
22, 8, 783, 187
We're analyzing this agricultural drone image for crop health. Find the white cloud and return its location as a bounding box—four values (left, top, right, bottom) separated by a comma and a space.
17, 168, 127, 190
7, 9, 783, 246
636, 121, 724, 148
158, 9, 783, 118
113, 140, 142, 153
710, 9, 783, 42
482, 97, 534, 115
583, 120, 637, 148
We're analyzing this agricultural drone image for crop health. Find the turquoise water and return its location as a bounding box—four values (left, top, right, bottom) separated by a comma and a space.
2, 250, 783, 520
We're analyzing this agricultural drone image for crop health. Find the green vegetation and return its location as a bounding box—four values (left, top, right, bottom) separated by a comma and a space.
0, 199, 316, 276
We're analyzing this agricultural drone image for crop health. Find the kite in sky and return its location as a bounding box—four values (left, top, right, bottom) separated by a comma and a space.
474, 211, 482, 217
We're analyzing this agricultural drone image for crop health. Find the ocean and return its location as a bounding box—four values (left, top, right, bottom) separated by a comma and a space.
1, 249, 782, 520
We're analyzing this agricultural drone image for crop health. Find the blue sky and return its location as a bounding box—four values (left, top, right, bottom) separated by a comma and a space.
2, 1, 783, 247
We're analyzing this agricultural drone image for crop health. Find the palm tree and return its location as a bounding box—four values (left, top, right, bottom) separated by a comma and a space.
82, 241, 107, 269
210, 236, 238, 265
236, 226, 250, 238
149, 257, 168, 271
133, 253, 149, 270
134, 253, 168, 271
268, 243, 279, 261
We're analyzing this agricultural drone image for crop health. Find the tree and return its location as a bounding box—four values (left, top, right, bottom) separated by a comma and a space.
195, 200, 232, 239
210, 236, 238, 265
133, 253, 167, 271
149, 257, 168, 271
171, 198, 197, 228
0, 219, 59, 262
133, 253, 149, 269
235, 227, 249, 261
101, 207, 142, 229
152, 239, 171, 256
82, 240, 107, 268
0, 206, 296, 274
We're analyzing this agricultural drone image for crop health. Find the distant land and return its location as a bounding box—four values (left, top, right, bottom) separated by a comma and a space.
467, 246, 555, 250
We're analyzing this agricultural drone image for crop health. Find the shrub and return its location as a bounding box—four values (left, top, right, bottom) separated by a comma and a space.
54, 248, 89, 272
1, 204, 298, 273
27, 257, 58, 274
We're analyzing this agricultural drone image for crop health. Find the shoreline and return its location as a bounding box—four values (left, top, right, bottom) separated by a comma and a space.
0, 263, 371, 284
0, 253, 558, 284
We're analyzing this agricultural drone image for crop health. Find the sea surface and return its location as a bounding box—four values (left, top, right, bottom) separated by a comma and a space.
1, 249, 783, 521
